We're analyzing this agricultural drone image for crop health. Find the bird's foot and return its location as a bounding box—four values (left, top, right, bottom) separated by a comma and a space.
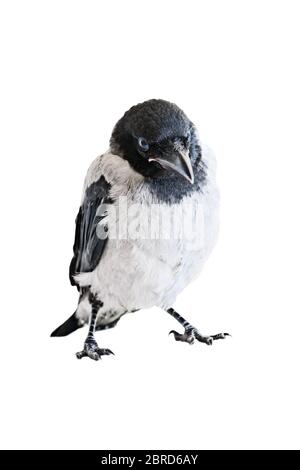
76, 338, 114, 361
169, 326, 230, 346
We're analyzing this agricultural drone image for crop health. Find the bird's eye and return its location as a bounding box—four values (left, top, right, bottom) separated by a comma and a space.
138, 137, 149, 152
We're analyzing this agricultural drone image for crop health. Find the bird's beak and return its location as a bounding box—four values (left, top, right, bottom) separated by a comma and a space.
148, 147, 194, 184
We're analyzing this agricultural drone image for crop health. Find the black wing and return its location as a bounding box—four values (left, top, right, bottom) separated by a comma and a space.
69, 175, 111, 288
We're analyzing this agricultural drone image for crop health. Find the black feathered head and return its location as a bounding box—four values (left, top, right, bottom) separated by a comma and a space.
110, 99, 202, 184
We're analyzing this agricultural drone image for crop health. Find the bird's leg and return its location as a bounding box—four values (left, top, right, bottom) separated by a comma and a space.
167, 308, 230, 346
76, 293, 114, 360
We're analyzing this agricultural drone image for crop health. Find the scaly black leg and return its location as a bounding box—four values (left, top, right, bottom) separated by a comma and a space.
76, 293, 114, 360
167, 308, 230, 345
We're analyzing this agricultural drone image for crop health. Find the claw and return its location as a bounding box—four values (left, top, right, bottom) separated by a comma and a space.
170, 327, 231, 347
169, 329, 178, 337
169, 329, 195, 344
76, 350, 87, 359
102, 348, 114, 356
211, 333, 231, 341
76, 345, 114, 361
195, 331, 231, 345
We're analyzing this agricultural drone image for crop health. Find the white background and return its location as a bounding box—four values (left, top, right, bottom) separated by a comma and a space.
0, 0, 299, 450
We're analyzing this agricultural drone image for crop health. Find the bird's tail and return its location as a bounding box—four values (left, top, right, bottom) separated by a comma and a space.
50, 312, 83, 337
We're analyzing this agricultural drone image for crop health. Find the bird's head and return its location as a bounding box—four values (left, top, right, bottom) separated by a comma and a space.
110, 99, 200, 184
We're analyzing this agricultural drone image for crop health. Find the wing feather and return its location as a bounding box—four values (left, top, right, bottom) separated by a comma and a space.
69, 175, 111, 288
